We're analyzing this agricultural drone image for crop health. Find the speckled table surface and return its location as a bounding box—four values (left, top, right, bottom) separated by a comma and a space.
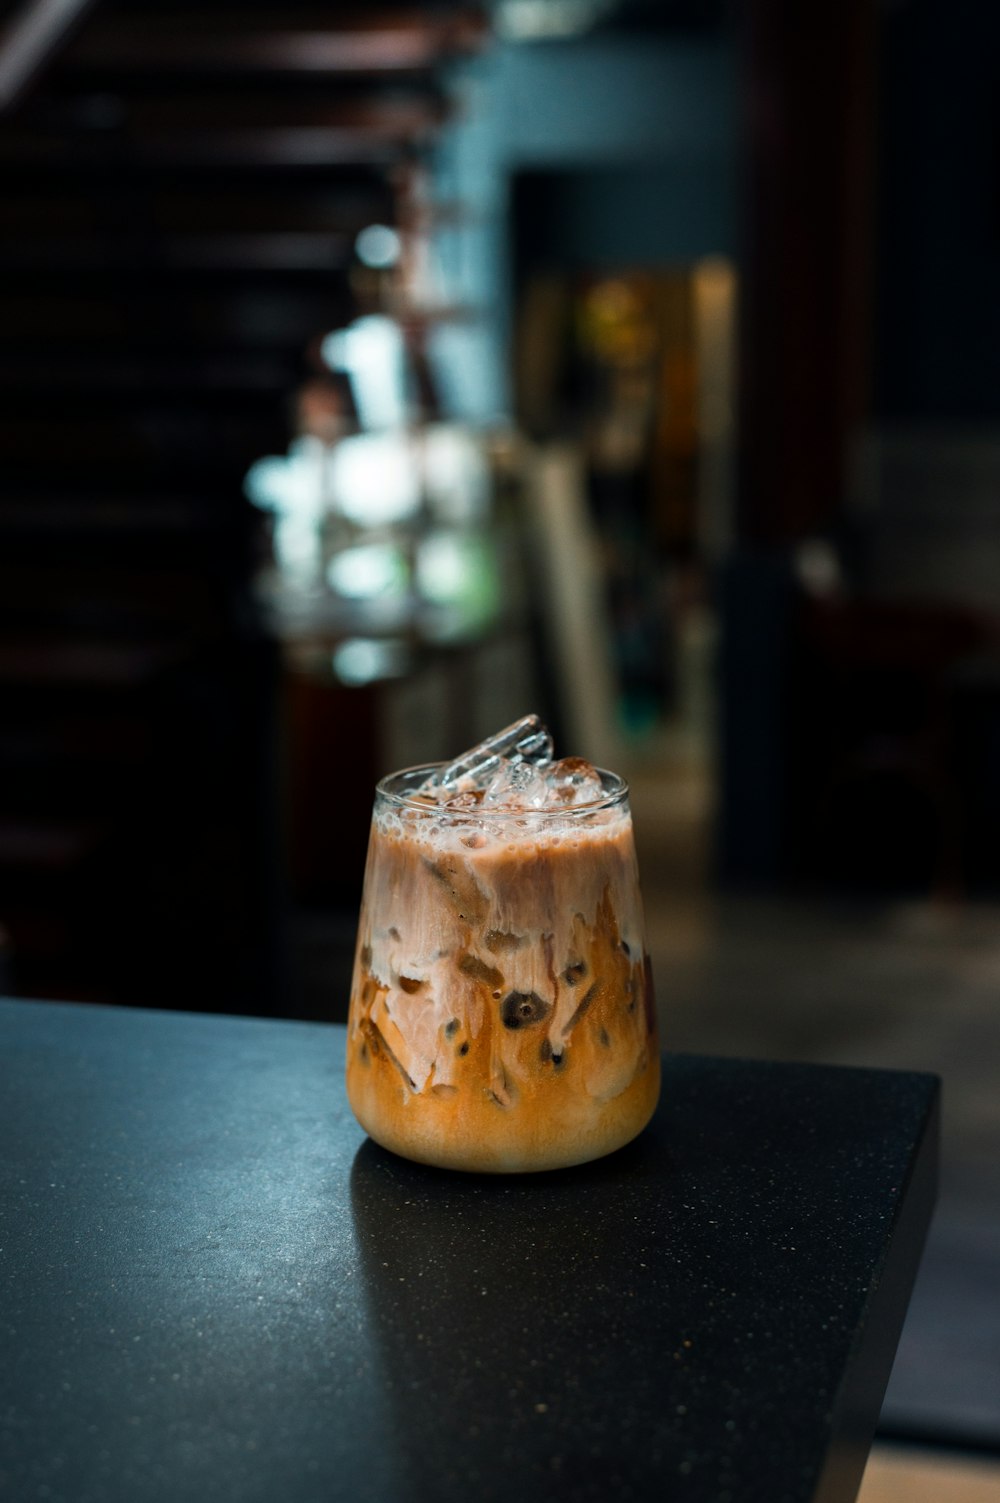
0, 998, 938, 1503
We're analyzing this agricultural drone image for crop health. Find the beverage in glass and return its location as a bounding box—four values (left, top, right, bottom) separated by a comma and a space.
345, 726, 660, 1172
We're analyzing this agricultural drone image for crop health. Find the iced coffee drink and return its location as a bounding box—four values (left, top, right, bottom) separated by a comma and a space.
345, 718, 660, 1172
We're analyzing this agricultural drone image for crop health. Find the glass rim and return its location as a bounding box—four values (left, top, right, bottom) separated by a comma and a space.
375, 762, 629, 817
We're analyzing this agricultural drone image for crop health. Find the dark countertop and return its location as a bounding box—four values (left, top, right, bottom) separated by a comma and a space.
0, 998, 938, 1503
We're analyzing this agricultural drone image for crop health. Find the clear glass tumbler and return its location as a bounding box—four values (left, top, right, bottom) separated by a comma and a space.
345, 764, 660, 1172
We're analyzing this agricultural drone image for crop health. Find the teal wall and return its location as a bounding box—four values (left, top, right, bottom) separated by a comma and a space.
431, 34, 738, 420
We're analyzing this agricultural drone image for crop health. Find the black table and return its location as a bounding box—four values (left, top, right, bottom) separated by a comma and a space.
0, 999, 938, 1503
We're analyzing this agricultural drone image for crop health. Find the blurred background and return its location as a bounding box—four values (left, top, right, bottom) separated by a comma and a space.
1, 0, 998, 1493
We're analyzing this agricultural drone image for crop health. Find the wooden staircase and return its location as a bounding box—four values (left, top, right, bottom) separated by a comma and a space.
0, 0, 486, 1008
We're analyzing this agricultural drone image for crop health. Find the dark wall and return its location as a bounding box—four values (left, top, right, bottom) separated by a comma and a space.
513, 161, 735, 273
876, 0, 1000, 419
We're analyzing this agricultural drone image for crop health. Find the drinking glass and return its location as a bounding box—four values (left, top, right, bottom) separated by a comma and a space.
345, 763, 660, 1172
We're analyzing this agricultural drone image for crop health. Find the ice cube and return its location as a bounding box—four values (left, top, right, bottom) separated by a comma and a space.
544, 757, 606, 807
440, 789, 485, 812
483, 758, 550, 809
436, 714, 554, 791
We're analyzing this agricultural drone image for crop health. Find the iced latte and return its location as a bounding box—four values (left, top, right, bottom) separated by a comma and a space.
345, 719, 660, 1172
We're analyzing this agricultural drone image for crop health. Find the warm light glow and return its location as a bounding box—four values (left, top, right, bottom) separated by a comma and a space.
692, 254, 737, 561
691, 257, 738, 444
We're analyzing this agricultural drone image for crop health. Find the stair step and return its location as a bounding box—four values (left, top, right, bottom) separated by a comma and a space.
0, 350, 302, 399
0, 256, 353, 293
65, 10, 488, 77
0, 413, 288, 468
0, 231, 354, 271
0, 289, 352, 345
11, 90, 447, 135
0, 126, 417, 169
0, 188, 392, 235
0, 717, 152, 767
0, 638, 185, 688
0, 819, 101, 872
0, 498, 232, 534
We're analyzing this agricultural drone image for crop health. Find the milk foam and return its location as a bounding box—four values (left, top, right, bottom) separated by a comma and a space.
372, 797, 629, 856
